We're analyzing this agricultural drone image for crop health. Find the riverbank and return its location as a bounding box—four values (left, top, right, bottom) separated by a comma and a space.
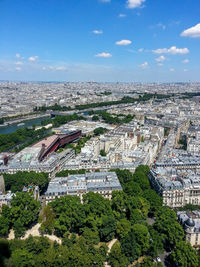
0, 115, 51, 134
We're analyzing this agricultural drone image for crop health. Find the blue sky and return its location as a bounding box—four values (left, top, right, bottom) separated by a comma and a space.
0, 0, 200, 82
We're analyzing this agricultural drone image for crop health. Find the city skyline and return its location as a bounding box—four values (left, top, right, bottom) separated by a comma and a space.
0, 0, 200, 82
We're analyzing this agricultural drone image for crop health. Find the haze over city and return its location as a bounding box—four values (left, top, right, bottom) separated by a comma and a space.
0, 0, 200, 82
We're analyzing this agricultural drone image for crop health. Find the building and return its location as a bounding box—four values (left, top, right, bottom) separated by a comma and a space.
149, 167, 200, 208
177, 210, 200, 246
0, 191, 15, 212
33, 130, 81, 161
44, 171, 122, 203
0, 148, 75, 175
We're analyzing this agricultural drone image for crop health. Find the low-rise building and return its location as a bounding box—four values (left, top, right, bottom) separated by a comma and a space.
177, 210, 200, 246
149, 167, 200, 208
44, 171, 122, 203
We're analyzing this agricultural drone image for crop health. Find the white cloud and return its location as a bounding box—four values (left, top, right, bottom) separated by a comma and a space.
155, 55, 166, 62
157, 63, 163, 67
182, 59, 189, 64
153, 46, 189, 55
29, 56, 39, 62
116, 39, 132, 46
157, 23, 166, 30
55, 66, 68, 71
170, 68, 175, 72
100, 0, 111, 2
42, 67, 46, 70
181, 23, 200, 38
15, 67, 22, 71
184, 69, 188, 72
95, 52, 112, 58
119, 14, 126, 18
15, 61, 23, 65
127, 0, 146, 9
140, 61, 148, 69
138, 48, 144, 52
15, 53, 21, 58
93, 30, 103, 34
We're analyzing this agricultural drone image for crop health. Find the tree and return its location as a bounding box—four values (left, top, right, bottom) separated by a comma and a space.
108, 241, 129, 267
50, 195, 85, 236
0, 216, 10, 237
100, 149, 107, 157
127, 196, 150, 220
143, 189, 162, 215
82, 228, 100, 245
112, 191, 128, 217
116, 218, 131, 240
121, 231, 141, 263
123, 181, 143, 196
135, 165, 150, 176
94, 127, 107, 136
154, 207, 184, 248
132, 224, 150, 253
4, 171, 49, 193
40, 205, 55, 235
92, 115, 99, 121
11, 249, 34, 267
132, 171, 150, 191
13, 220, 26, 239
171, 241, 199, 267
99, 215, 117, 242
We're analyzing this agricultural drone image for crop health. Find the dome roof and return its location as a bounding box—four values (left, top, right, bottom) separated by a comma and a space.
185, 218, 195, 227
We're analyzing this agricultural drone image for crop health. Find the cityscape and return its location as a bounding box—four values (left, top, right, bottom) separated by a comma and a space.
1, 0, 200, 266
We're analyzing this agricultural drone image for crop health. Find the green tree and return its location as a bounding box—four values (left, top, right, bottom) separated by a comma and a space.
82, 227, 100, 245
121, 231, 141, 263
116, 218, 131, 240
40, 205, 55, 235
92, 115, 99, 121
112, 190, 128, 219
0, 216, 10, 237
143, 189, 162, 215
132, 224, 150, 253
171, 241, 199, 267
99, 215, 117, 242
132, 171, 150, 191
154, 207, 184, 248
108, 241, 129, 267
11, 249, 34, 267
100, 149, 107, 157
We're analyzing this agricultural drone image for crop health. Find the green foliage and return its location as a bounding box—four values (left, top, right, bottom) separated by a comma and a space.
100, 149, 107, 157
116, 218, 131, 239
154, 207, 184, 248
56, 168, 87, 177
40, 206, 55, 235
94, 127, 108, 136
143, 189, 162, 215
52, 114, 85, 127
99, 215, 117, 242
92, 115, 99, 121
0, 127, 50, 152
0, 192, 41, 238
171, 241, 199, 267
50, 195, 85, 236
108, 241, 129, 267
0, 216, 10, 237
4, 171, 49, 193
121, 231, 141, 263
132, 224, 150, 253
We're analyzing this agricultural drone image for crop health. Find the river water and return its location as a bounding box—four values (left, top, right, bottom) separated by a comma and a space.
0, 117, 50, 134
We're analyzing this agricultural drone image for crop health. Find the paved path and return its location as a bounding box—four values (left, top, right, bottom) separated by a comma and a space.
104, 239, 118, 267
8, 223, 62, 244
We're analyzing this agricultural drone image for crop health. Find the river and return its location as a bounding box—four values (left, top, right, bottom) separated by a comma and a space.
0, 117, 50, 134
